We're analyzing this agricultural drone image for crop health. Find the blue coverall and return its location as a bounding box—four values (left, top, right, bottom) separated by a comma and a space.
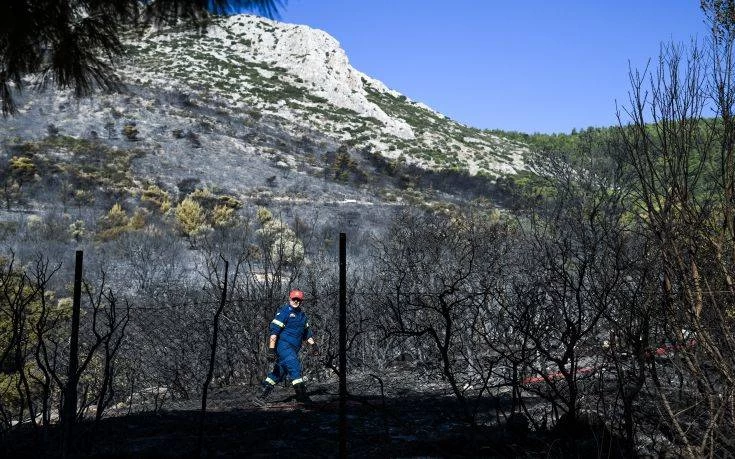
263, 304, 313, 387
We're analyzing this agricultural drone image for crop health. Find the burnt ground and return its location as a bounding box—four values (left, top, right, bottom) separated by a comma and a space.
1, 372, 624, 458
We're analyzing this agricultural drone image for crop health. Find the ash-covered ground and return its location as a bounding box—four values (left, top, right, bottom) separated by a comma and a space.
2, 368, 624, 458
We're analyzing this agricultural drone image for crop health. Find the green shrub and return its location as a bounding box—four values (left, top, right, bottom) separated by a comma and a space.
10, 156, 37, 184
255, 207, 304, 265
96, 203, 130, 241
68, 220, 86, 242
122, 123, 139, 141
141, 185, 172, 213
175, 197, 207, 238
211, 204, 236, 227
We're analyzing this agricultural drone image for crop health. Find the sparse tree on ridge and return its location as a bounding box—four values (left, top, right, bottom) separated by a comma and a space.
0, 0, 284, 115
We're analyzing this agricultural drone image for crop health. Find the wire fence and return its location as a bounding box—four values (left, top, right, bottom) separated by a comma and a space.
2, 241, 735, 457
0, 242, 368, 457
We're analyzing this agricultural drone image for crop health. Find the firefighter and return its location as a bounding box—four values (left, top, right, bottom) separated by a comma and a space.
254, 289, 319, 405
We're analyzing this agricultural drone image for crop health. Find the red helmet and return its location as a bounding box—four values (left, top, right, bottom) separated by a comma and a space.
289, 289, 304, 301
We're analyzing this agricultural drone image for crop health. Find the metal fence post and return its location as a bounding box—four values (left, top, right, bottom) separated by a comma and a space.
62, 250, 83, 457
339, 233, 347, 458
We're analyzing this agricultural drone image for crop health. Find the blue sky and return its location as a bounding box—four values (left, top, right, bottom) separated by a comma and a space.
247, 1, 711, 134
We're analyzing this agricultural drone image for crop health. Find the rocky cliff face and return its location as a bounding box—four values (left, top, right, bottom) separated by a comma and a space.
122, 14, 529, 177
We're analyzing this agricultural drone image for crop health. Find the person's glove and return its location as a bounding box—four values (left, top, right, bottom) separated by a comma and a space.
267, 348, 278, 363
310, 344, 320, 356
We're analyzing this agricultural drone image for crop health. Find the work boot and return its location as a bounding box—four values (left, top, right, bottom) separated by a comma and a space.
253, 383, 273, 406
293, 382, 313, 404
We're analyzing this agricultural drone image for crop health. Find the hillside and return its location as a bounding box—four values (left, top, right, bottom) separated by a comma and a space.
122, 14, 529, 176
0, 13, 535, 253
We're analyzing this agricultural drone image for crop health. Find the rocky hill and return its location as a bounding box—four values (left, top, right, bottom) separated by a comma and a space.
122, 14, 529, 176
0, 13, 532, 246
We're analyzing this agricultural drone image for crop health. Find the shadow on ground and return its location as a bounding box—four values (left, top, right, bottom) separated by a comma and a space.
1, 383, 625, 458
